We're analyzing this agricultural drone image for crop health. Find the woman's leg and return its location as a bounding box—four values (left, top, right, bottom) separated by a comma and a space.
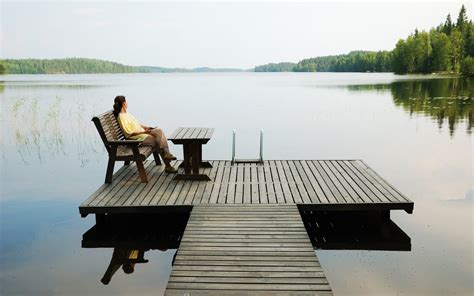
142, 134, 172, 167
149, 128, 175, 159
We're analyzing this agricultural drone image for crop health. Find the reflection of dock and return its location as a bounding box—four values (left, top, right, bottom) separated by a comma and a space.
79, 160, 413, 216
79, 159, 414, 294
166, 204, 331, 295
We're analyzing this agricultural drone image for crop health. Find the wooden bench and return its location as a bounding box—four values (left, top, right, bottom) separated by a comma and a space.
92, 110, 161, 183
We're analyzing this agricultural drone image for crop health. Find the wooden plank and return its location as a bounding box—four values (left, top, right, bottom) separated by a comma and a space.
196, 128, 208, 139
257, 163, 268, 203
234, 164, 244, 204
204, 128, 215, 139
262, 161, 276, 204
113, 161, 156, 206
353, 160, 410, 202
173, 260, 321, 267
174, 180, 193, 205
141, 162, 176, 205
217, 161, 231, 203
168, 277, 329, 284
275, 161, 293, 203
210, 161, 226, 203
328, 161, 366, 203
170, 270, 326, 278
340, 160, 388, 203
319, 160, 354, 203
299, 160, 329, 204
149, 170, 179, 205
250, 163, 260, 203
243, 164, 251, 203
202, 161, 221, 203
168, 127, 184, 139
81, 165, 130, 206
191, 161, 214, 204
282, 161, 303, 203
226, 162, 237, 204
86, 164, 136, 206
93, 165, 139, 206
307, 161, 339, 204
190, 127, 203, 139
287, 161, 311, 204
166, 282, 331, 291
166, 290, 332, 296
166, 204, 331, 294
182, 127, 196, 139
269, 161, 285, 204
174, 255, 316, 261
132, 165, 167, 205
176, 250, 317, 257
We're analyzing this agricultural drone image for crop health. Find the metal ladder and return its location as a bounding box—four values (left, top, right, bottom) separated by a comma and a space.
231, 129, 264, 165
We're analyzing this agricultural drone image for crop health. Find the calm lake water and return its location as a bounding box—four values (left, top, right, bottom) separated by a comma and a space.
0, 73, 472, 295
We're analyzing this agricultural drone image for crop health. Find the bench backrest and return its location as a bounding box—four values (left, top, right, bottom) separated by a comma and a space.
92, 110, 126, 152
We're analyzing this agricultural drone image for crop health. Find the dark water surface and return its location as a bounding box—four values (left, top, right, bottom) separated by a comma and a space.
1, 73, 472, 295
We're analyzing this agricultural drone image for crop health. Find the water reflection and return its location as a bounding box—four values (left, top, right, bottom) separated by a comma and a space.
81, 210, 411, 287
346, 77, 474, 136
5, 96, 102, 165
82, 213, 189, 285
301, 210, 411, 251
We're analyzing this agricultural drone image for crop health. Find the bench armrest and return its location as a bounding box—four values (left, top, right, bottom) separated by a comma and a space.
109, 140, 143, 146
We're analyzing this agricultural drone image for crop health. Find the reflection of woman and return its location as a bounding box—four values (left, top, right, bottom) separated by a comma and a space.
100, 248, 148, 285
113, 96, 177, 173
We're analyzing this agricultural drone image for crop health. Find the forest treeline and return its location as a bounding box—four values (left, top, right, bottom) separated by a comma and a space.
255, 6, 474, 75
0, 58, 245, 74
0, 58, 145, 74
1, 6, 472, 76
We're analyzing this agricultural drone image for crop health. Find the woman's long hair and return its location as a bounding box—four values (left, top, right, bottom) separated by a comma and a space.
113, 95, 126, 117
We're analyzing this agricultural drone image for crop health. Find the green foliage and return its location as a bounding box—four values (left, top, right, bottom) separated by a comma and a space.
391, 6, 472, 74
430, 31, 452, 72
462, 56, 474, 76
3, 58, 149, 74
254, 62, 296, 72
292, 51, 392, 73
0, 60, 7, 74
255, 6, 472, 75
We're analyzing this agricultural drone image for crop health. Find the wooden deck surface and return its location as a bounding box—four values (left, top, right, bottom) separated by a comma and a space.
165, 204, 332, 296
80, 160, 413, 216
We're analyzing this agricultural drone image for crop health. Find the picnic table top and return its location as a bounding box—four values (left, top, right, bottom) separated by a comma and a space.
168, 127, 214, 144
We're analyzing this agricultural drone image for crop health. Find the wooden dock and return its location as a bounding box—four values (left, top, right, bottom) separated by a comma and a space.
80, 160, 413, 217
80, 159, 413, 295
165, 204, 332, 295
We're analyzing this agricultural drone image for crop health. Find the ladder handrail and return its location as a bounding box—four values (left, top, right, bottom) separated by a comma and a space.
232, 129, 263, 165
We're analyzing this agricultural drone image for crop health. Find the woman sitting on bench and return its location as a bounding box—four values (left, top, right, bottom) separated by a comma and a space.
113, 95, 177, 173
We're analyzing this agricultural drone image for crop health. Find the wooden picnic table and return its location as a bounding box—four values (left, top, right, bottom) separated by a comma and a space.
168, 127, 214, 181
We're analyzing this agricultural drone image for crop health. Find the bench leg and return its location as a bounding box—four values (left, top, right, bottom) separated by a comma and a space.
105, 158, 115, 183
136, 160, 148, 183
153, 151, 162, 165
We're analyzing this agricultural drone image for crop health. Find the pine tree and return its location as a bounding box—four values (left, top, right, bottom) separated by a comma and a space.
444, 14, 453, 35
456, 5, 468, 33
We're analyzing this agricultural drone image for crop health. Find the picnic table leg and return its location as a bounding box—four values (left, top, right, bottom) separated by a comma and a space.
183, 143, 192, 175
192, 143, 200, 175
197, 144, 213, 168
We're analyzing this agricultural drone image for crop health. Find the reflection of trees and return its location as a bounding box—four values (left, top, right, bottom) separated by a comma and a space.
348, 77, 474, 136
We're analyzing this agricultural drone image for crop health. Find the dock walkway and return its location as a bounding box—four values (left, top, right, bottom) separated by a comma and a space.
165, 204, 332, 295
80, 160, 413, 217
80, 159, 414, 295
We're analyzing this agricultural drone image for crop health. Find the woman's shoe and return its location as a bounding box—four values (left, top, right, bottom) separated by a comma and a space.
165, 166, 178, 173
163, 153, 177, 161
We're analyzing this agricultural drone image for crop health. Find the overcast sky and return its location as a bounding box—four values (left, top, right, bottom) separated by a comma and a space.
1, 1, 472, 68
